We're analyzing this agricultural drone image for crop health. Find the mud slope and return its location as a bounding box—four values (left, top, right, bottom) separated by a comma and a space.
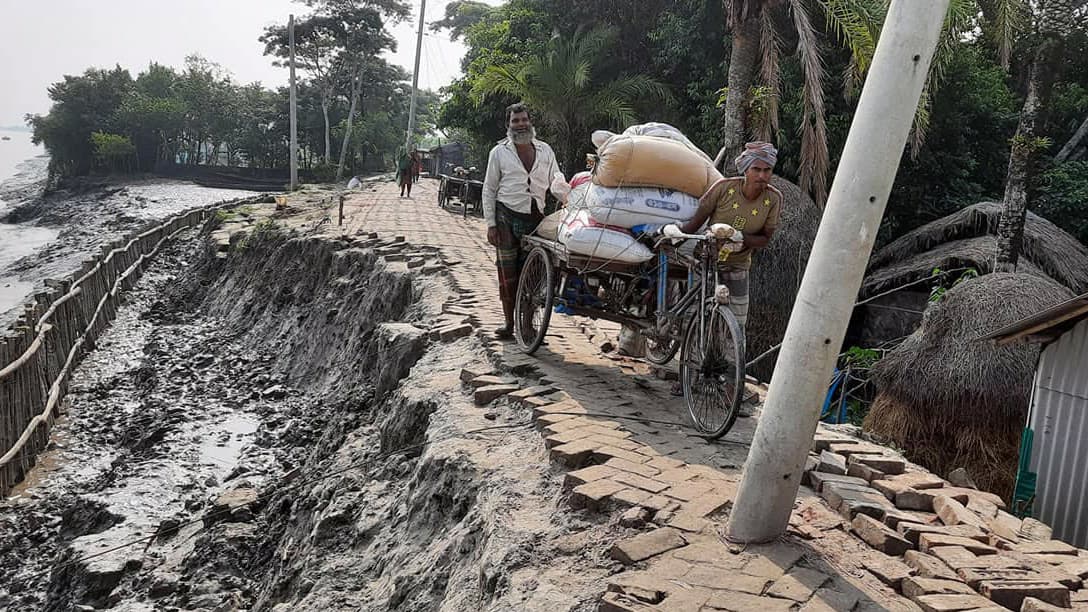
2, 225, 611, 611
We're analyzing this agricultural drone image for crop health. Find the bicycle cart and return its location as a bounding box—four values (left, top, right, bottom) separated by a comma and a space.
438, 173, 485, 219
513, 230, 747, 439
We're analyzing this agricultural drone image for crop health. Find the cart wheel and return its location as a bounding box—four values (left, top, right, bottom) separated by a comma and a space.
679, 303, 746, 439
514, 247, 554, 355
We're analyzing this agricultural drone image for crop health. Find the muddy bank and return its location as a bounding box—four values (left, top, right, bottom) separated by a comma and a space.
0, 159, 261, 328
1, 220, 612, 611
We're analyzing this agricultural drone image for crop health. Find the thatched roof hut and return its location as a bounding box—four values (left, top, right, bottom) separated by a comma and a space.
747, 176, 821, 381
847, 202, 1088, 348
863, 202, 1088, 298
864, 273, 1075, 498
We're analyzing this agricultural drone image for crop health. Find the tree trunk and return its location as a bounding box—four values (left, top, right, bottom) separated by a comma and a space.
995, 55, 1042, 272
1055, 113, 1088, 163
322, 91, 332, 164
336, 73, 361, 182
714, 13, 762, 175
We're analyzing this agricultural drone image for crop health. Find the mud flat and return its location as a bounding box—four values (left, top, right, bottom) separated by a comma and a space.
0, 207, 614, 611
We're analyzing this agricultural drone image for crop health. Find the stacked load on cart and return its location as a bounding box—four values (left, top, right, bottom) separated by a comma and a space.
541, 123, 720, 264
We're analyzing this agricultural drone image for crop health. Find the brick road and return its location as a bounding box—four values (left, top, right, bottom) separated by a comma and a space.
310, 179, 959, 612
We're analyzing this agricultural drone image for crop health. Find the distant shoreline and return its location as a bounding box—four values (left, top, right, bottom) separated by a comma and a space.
0, 126, 32, 133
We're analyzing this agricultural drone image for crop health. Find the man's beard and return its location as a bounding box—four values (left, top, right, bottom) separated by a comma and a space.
508, 126, 536, 145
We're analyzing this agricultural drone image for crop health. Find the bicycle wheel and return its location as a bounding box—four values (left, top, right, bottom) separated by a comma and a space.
438, 181, 448, 209
679, 303, 746, 439
514, 248, 554, 355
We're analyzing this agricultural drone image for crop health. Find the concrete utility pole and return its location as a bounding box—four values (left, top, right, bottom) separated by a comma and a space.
726, 0, 950, 544
288, 14, 299, 190
405, 0, 427, 152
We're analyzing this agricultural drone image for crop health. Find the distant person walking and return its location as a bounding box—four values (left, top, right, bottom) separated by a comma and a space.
397, 148, 419, 198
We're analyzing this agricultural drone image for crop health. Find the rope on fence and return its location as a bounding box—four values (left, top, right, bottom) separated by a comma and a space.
0, 196, 265, 491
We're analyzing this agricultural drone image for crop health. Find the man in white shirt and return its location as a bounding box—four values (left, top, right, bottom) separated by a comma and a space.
482, 103, 561, 340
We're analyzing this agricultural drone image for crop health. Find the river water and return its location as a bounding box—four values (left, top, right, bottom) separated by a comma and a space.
0, 129, 55, 317
0, 130, 259, 327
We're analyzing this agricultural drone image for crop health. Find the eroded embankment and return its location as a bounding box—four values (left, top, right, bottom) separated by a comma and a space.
1, 223, 611, 611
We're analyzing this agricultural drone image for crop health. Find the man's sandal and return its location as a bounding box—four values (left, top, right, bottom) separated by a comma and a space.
494, 327, 514, 340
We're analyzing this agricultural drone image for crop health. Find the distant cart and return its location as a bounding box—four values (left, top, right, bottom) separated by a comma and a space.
438, 170, 483, 219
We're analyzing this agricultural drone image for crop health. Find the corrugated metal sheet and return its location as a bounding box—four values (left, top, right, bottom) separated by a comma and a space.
1028, 317, 1088, 547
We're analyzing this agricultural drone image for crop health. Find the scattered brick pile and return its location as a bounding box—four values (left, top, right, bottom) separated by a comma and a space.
808, 430, 1088, 611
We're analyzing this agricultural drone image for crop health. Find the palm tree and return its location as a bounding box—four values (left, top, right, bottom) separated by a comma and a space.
715, 0, 979, 206
470, 27, 671, 172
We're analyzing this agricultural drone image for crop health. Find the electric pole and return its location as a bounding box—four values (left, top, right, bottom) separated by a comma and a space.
726, 0, 950, 544
405, 0, 427, 152
288, 13, 299, 190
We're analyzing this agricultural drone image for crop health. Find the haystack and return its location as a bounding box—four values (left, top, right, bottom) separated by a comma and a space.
747, 176, 821, 381
864, 273, 1074, 498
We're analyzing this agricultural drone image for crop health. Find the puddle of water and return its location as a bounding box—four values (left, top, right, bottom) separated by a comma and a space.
197, 414, 259, 475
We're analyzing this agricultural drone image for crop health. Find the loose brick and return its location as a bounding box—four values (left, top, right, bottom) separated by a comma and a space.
605, 457, 661, 479
812, 432, 853, 452
550, 438, 602, 466
852, 514, 913, 556
847, 462, 886, 483
988, 511, 1024, 542
592, 445, 652, 465
683, 485, 734, 518
544, 428, 597, 448
1015, 540, 1080, 556
609, 528, 687, 564
933, 495, 987, 528
532, 399, 585, 418
570, 479, 627, 510
469, 374, 510, 388
507, 384, 556, 401
913, 593, 1001, 612
620, 507, 651, 528
766, 567, 829, 602
896, 487, 938, 511
979, 580, 1069, 610
437, 323, 474, 341
958, 567, 1041, 589
905, 550, 961, 581
565, 465, 621, 488
1020, 518, 1054, 542
662, 481, 715, 502
646, 456, 685, 471
901, 577, 976, 599
823, 483, 891, 520
863, 554, 915, 588
817, 451, 847, 475
1021, 596, 1070, 612
666, 512, 709, 533
919, 533, 997, 555
706, 591, 795, 612
656, 467, 699, 484
473, 384, 519, 405
599, 592, 650, 612
929, 546, 982, 571
883, 509, 936, 529
538, 413, 580, 429
800, 586, 860, 612
849, 453, 906, 475
460, 366, 492, 382
612, 472, 670, 495
828, 441, 886, 457
808, 472, 868, 493
638, 495, 675, 513
611, 488, 652, 509
897, 522, 989, 547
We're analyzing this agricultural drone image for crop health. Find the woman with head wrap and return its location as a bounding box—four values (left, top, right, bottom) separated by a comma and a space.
666, 141, 783, 330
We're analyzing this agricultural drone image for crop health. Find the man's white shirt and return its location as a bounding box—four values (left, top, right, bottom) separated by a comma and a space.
482, 138, 560, 226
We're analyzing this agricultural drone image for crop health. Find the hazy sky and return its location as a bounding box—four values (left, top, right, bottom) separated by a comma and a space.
0, 0, 495, 127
